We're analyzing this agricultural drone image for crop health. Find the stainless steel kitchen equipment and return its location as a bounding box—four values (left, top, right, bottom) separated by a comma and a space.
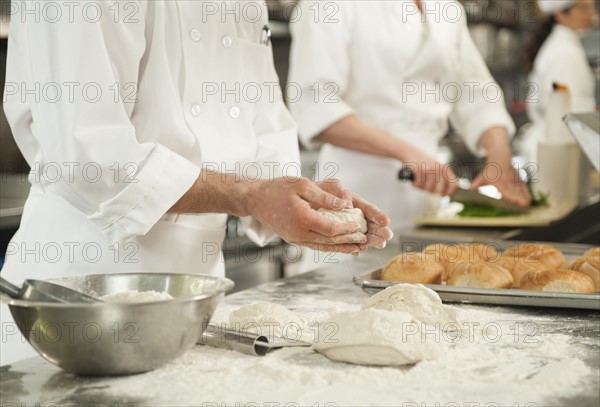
200, 326, 311, 356
564, 113, 600, 172
353, 239, 600, 310
398, 167, 528, 213
0, 273, 234, 376
0, 276, 100, 303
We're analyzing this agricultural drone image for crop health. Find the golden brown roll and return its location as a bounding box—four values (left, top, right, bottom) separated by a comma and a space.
568, 256, 600, 292
495, 256, 547, 288
520, 269, 595, 294
422, 243, 499, 281
446, 261, 513, 289
381, 252, 444, 284
584, 247, 600, 259
502, 243, 566, 269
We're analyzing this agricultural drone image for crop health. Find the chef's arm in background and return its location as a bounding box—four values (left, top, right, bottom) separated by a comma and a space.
448, 7, 530, 207
471, 127, 532, 208
169, 171, 392, 254
315, 116, 457, 197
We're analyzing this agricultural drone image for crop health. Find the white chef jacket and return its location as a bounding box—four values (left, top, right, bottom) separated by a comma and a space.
523, 24, 596, 161
288, 0, 515, 230
1, 0, 299, 364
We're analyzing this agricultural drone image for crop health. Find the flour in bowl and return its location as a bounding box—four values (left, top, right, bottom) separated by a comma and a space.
99, 290, 174, 303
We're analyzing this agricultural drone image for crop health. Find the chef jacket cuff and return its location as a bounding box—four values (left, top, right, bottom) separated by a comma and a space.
90, 144, 201, 243
295, 101, 354, 150
462, 112, 516, 158
239, 216, 279, 247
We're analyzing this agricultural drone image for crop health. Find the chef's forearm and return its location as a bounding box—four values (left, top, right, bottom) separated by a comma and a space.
315, 115, 411, 161
477, 126, 512, 162
169, 171, 252, 217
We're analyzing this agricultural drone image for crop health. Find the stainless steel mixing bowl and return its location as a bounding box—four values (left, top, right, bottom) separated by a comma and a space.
2, 273, 234, 376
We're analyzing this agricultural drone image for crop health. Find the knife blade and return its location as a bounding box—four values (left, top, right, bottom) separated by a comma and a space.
398, 167, 528, 214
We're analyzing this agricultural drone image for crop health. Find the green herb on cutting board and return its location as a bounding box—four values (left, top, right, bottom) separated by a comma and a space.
457, 201, 520, 217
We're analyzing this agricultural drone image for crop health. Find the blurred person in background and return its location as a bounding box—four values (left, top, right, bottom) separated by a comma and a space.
521, 0, 598, 162
289, 0, 531, 237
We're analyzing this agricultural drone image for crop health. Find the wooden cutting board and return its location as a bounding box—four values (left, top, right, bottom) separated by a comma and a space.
413, 200, 578, 227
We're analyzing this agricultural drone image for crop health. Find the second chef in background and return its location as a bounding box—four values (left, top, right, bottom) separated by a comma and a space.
289, 0, 531, 233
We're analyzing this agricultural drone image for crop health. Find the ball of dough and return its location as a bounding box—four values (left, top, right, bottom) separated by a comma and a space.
447, 261, 514, 289
363, 283, 460, 327
313, 309, 445, 366
423, 243, 499, 281
568, 256, 600, 292
520, 269, 595, 294
495, 256, 547, 288
228, 302, 309, 341
381, 252, 444, 284
317, 208, 367, 233
502, 243, 566, 269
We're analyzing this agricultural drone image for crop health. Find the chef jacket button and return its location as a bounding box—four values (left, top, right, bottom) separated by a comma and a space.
190, 29, 201, 42
190, 104, 201, 117
222, 35, 233, 48
229, 106, 240, 119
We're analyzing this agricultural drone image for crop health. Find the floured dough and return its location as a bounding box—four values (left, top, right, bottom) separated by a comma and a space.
228, 302, 310, 342
313, 309, 445, 366
317, 208, 368, 233
99, 290, 173, 303
363, 284, 461, 327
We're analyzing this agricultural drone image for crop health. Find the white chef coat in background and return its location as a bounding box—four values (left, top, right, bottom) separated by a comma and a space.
1, 0, 299, 365
523, 24, 596, 162
289, 0, 515, 231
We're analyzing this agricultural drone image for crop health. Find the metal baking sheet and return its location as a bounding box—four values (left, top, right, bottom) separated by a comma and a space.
353, 240, 600, 310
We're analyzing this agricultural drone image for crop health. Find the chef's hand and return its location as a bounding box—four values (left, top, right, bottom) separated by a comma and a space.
401, 146, 458, 196
246, 177, 368, 254
313, 179, 393, 250
471, 158, 531, 208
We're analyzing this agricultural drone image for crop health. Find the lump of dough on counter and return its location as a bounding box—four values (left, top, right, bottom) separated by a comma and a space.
520, 269, 595, 294
313, 309, 445, 366
362, 283, 460, 327
317, 208, 367, 233
99, 290, 173, 303
381, 252, 444, 284
228, 302, 309, 341
502, 243, 566, 269
447, 261, 513, 289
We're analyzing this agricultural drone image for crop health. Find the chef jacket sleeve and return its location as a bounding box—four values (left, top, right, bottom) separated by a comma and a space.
449, 13, 516, 157
288, 1, 355, 149
3, 1, 200, 244
239, 38, 302, 246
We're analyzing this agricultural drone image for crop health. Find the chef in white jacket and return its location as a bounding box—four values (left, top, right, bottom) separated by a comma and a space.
522, 0, 598, 161
1, 1, 392, 364
289, 0, 531, 231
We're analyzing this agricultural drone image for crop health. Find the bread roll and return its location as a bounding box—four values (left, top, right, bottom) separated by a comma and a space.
584, 247, 600, 259
568, 256, 600, 292
422, 243, 498, 281
381, 252, 444, 284
446, 261, 513, 289
495, 256, 547, 288
520, 269, 595, 294
502, 243, 566, 269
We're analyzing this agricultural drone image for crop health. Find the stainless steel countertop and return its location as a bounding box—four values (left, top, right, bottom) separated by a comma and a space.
1, 241, 599, 406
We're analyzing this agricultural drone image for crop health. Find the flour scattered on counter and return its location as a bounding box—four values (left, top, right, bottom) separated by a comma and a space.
99, 290, 173, 303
